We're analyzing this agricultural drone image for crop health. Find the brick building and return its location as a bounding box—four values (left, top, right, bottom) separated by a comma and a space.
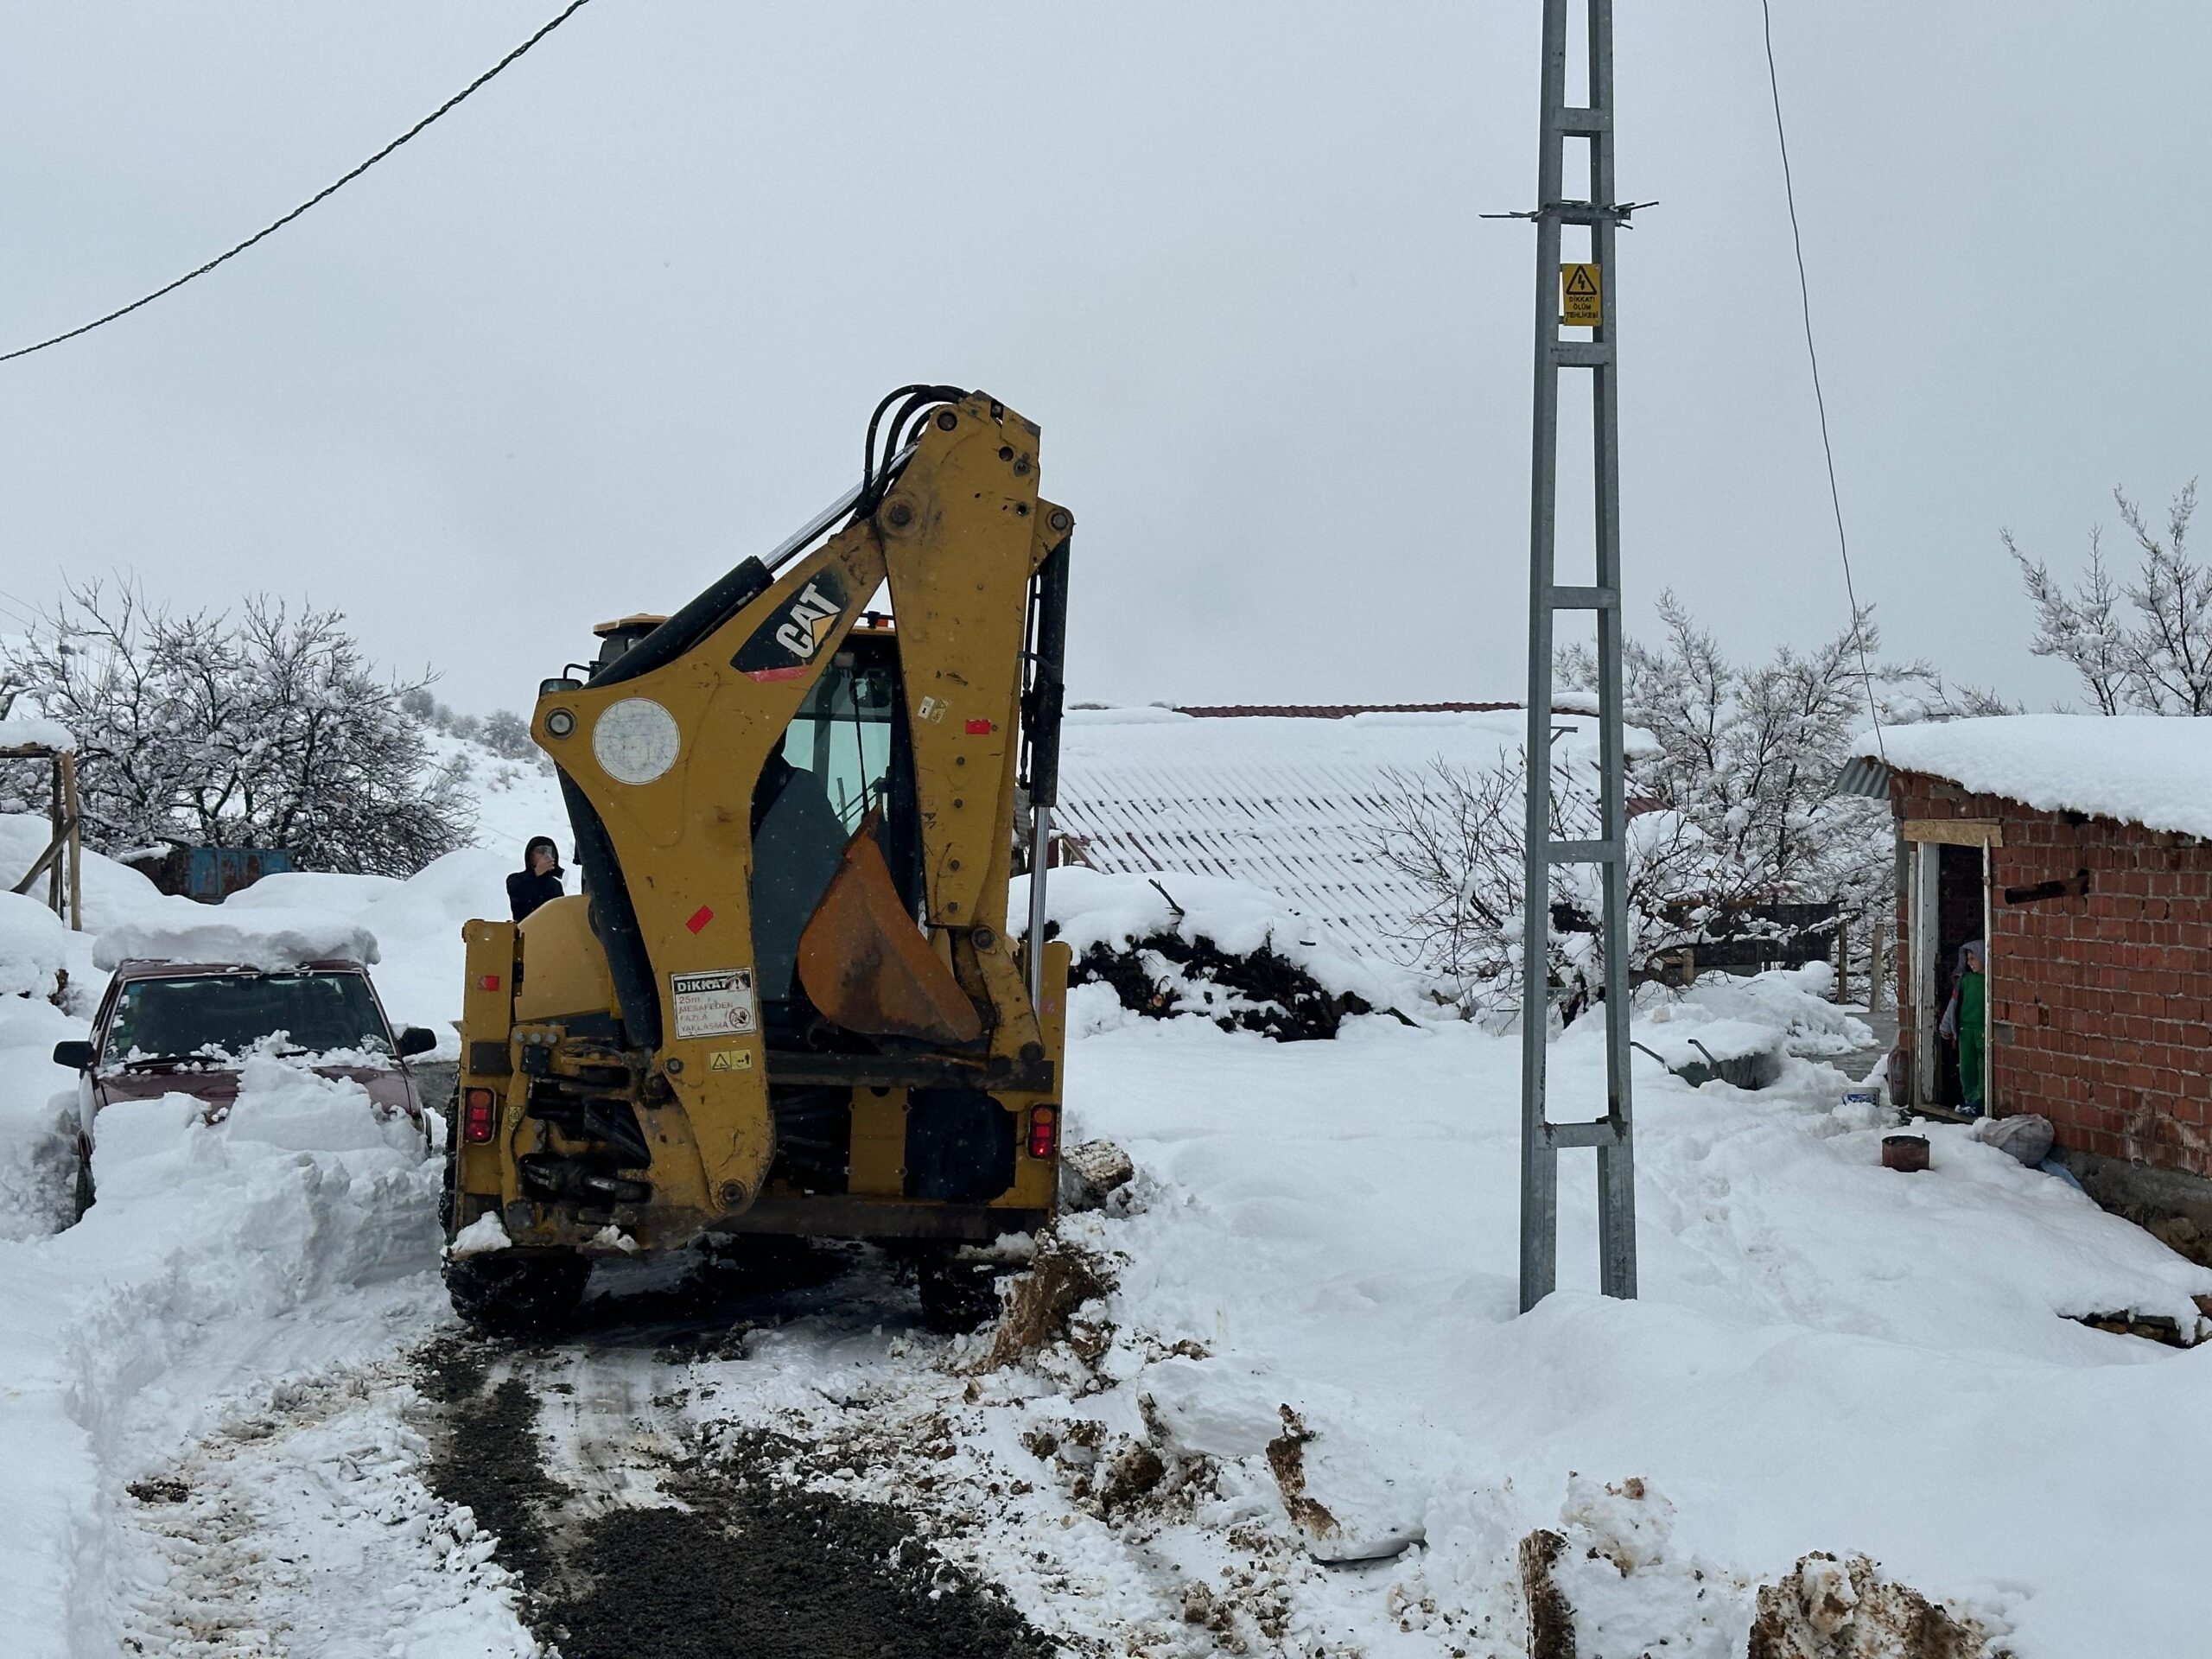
1843, 715, 2212, 1232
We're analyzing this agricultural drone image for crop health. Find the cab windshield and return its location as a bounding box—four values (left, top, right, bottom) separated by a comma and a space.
750, 643, 922, 1007
101, 972, 391, 1066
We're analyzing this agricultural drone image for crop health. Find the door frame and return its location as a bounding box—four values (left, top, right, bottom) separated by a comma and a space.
1903, 819, 2000, 1109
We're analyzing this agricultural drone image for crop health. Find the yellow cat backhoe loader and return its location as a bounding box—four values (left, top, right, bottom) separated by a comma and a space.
441, 386, 1073, 1331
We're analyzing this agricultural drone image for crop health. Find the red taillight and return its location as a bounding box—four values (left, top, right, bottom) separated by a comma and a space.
462, 1087, 498, 1144
1027, 1104, 1058, 1160
479, 975, 500, 992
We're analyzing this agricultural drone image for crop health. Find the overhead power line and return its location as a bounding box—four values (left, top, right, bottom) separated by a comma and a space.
1758, 0, 1886, 760
0, 0, 598, 366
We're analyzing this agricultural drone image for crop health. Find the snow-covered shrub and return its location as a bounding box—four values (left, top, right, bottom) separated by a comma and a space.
476, 709, 537, 760
1, 582, 472, 876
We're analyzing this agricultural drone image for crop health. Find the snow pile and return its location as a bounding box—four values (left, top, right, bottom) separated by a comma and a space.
0, 1054, 445, 1654
0, 1000, 85, 1243
1857, 713, 2212, 838
1639, 961, 1874, 1067
0, 889, 73, 999
1018, 866, 1422, 1039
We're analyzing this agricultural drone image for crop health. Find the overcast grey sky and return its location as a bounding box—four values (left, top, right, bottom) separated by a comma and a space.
2, 3, 2204, 715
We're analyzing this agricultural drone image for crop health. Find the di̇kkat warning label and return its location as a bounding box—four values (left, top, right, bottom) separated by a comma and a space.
1560, 262, 1602, 327
671, 968, 758, 1039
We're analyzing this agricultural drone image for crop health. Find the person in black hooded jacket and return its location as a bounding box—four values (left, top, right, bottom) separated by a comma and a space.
507, 836, 565, 921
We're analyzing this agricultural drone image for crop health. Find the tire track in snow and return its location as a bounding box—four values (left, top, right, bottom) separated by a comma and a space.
112, 1358, 537, 1657
412, 1250, 1060, 1659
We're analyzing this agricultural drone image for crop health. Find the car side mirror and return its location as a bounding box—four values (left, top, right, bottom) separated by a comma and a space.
396, 1027, 438, 1058
52, 1040, 95, 1071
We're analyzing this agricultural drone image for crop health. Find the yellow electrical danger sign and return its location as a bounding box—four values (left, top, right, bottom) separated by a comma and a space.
1560, 263, 1602, 327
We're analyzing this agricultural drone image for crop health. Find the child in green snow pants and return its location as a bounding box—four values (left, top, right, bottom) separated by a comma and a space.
1941, 940, 1986, 1115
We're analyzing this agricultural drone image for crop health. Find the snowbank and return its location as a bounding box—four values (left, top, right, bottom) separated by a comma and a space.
0, 1055, 443, 1654
0, 814, 164, 939
348, 849, 514, 1046
1640, 962, 1874, 1065
1856, 713, 2212, 839
0, 889, 73, 999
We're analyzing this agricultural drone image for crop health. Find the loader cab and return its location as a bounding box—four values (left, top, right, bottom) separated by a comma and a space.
749, 618, 924, 1033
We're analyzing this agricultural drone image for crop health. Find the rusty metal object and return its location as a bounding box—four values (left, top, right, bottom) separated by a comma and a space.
1882, 1133, 1930, 1173
798, 816, 982, 1045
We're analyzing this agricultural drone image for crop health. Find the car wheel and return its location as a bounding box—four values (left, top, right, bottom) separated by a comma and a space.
71, 1134, 94, 1223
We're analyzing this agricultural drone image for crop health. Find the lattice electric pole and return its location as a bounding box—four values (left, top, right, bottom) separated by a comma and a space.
1516, 0, 1637, 1312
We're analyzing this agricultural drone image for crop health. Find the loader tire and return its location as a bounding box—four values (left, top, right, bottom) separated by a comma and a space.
436, 1085, 458, 1239
445, 1252, 590, 1337
916, 1250, 1003, 1335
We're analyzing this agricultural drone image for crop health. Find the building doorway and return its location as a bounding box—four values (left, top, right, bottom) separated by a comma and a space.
1908, 827, 1995, 1109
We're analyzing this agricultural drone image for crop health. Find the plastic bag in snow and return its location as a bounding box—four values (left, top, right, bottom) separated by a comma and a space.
1973, 1113, 2055, 1166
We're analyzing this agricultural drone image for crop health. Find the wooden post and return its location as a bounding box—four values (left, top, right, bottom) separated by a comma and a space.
1835, 915, 1850, 1005
60, 751, 82, 931
1869, 918, 1887, 1014
46, 759, 62, 918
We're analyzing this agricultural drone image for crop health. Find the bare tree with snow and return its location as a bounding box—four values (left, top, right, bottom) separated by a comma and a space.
2007, 480, 2212, 715
1371, 749, 1719, 1021
1377, 594, 2012, 1014
3, 583, 472, 875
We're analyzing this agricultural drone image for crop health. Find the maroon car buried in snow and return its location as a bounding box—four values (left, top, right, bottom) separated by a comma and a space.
52, 957, 438, 1209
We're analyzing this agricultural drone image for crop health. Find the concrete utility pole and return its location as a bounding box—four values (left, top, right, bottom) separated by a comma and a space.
1516, 0, 1637, 1312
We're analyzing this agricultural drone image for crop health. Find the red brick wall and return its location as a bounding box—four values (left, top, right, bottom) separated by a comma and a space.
1894, 773, 2212, 1175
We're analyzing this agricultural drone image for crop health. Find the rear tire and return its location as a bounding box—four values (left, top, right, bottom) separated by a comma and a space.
916, 1249, 1003, 1335
445, 1252, 590, 1337
436, 1087, 458, 1238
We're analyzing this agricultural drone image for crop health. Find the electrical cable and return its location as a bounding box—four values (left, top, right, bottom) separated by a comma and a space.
0, 0, 598, 366
1758, 0, 1886, 760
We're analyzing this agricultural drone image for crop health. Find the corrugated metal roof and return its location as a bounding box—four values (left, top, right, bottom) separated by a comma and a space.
1053, 706, 1605, 963
1831, 754, 1891, 800
1171, 701, 1524, 721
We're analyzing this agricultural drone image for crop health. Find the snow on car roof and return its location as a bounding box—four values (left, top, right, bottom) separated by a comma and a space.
1852, 714, 2212, 840
93, 912, 382, 973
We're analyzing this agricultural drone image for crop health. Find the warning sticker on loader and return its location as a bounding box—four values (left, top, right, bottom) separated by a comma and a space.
1560, 262, 1602, 327
670, 968, 758, 1039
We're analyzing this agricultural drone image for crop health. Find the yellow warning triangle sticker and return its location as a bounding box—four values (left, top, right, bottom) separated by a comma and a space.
1565, 266, 1598, 295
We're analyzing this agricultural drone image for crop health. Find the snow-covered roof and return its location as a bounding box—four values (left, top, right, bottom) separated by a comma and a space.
1054, 705, 1612, 960
1852, 715, 2212, 839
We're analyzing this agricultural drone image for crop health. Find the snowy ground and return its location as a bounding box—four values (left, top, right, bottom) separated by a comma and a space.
0, 832, 2206, 1656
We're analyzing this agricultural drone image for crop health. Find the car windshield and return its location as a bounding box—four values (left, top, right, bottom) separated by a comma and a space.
100, 972, 391, 1065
